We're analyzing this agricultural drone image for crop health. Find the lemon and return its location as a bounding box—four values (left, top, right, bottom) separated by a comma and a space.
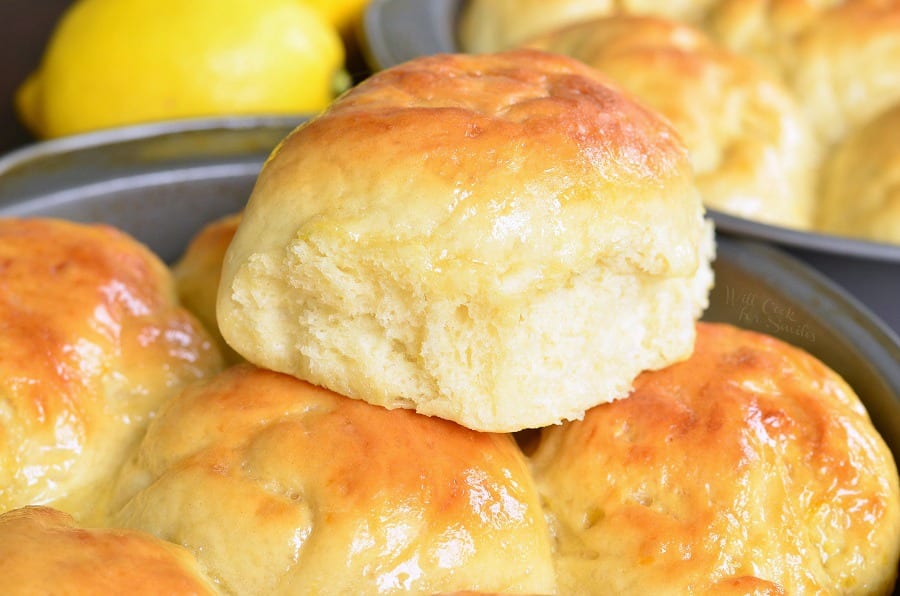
16, 0, 345, 139
302, 0, 370, 36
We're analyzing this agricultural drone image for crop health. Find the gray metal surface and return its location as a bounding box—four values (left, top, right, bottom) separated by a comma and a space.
0, 116, 303, 262
361, 0, 900, 335
0, 118, 896, 462
713, 212, 900, 335
360, 0, 459, 70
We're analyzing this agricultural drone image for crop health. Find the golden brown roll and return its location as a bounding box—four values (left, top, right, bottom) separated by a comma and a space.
0, 506, 219, 595
707, 0, 900, 145
526, 15, 818, 229
531, 322, 900, 595
458, 0, 719, 53
817, 103, 900, 243
173, 212, 243, 363
110, 364, 556, 595
0, 218, 223, 524
217, 50, 714, 432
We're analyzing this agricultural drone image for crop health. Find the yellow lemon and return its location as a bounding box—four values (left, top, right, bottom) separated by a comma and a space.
302, 0, 371, 36
16, 0, 345, 139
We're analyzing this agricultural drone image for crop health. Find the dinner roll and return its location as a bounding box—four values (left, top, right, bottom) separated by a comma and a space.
708, 1, 900, 145
703, 0, 836, 74
458, 0, 719, 53
173, 212, 243, 363
0, 218, 223, 524
110, 364, 556, 595
781, 2, 900, 145
0, 506, 219, 595
217, 50, 714, 432
818, 104, 900, 244
531, 322, 900, 595
526, 15, 818, 229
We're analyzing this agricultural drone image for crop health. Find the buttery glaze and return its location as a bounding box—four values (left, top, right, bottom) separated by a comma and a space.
111, 364, 556, 594
532, 322, 900, 595
0, 218, 223, 523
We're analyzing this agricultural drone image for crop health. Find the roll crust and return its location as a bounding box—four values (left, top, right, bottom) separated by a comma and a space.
531, 322, 900, 594
785, 2, 900, 145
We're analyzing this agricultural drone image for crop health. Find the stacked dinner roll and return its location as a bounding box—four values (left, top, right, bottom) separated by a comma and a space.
524, 14, 819, 229
216, 49, 714, 433
458, 0, 900, 244
2, 50, 899, 594
109, 364, 556, 594
0, 218, 223, 525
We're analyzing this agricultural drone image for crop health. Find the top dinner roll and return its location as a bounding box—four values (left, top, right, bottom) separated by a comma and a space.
217, 50, 714, 432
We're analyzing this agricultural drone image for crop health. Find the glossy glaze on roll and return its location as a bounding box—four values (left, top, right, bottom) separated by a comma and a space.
531, 322, 900, 595
0, 218, 223, 524
110, 364, 556, 594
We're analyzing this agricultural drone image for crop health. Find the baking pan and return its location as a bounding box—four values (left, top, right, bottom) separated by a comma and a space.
0, 117, 897, 466
360, 0, 900, 335
0, 116, 304, 262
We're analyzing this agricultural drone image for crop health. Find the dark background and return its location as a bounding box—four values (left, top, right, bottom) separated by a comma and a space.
0, 0, 71, 154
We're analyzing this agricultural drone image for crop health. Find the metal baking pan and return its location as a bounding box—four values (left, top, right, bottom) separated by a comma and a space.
0, 116, 305, 262
0, 117, 897, 466
360, 0, 900, 335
